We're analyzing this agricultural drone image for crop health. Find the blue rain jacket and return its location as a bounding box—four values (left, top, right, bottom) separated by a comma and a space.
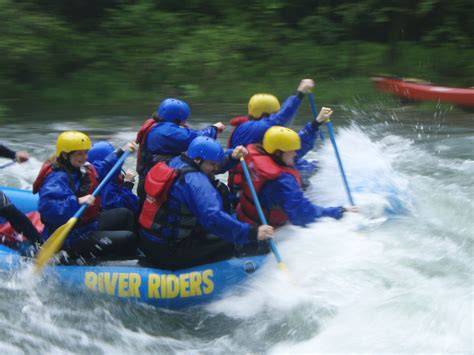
228, 94, 303, 148
229, 97, 320, 181
143, 122, 217, 168
140, 152, 252, 245
88, 148, 139, 215
100, 179, 139, 215
38, 152, 120, 246
295, 121, 321, 179
259, 173, 344, 227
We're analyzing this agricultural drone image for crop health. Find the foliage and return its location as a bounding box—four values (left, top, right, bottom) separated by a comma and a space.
0, 0, 472, 106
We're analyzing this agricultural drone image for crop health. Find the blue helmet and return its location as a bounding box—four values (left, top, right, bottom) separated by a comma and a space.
188, 137, 224, 162
88, 141, 114, 163
157, 98, 190, 122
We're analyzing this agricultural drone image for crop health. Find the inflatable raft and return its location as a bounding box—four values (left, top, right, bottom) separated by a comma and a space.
0, 187, 268, 308
372, 75, 474, 108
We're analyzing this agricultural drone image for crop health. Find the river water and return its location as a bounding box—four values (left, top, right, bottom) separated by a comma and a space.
0, 103, 472, 354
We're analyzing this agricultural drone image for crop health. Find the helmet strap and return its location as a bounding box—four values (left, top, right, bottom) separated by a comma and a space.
182, 153, 202, 170
152, 113, 162, 122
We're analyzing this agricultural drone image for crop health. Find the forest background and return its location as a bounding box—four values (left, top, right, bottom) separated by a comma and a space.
0, 0, 472, 115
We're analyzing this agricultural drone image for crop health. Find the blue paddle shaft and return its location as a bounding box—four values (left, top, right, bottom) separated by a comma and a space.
326, 122, 355, 206
240, 158, 283, 264
308, 93, 325, 141
72, 149, 131, 219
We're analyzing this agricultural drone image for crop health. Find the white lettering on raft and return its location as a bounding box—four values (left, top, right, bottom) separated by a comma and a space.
84, 270, 214, 299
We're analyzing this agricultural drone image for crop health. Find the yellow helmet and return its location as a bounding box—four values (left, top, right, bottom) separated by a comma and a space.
263, 126, 301, 154
248, 94, 280, 119
55, 131, 92, 157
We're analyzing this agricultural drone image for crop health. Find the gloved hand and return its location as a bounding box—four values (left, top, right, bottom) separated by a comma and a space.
297, 79, 315, 94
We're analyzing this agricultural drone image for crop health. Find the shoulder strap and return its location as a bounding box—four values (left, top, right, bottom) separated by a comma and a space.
175, 166, 197, 180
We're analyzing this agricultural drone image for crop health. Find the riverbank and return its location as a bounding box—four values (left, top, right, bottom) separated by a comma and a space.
2, 75, 469, 124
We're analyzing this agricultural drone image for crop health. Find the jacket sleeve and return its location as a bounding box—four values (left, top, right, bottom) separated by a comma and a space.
147, 125, 218, 155
262, 173, 344, 226
294, 158, 319, 179
92, 150, 120, 181
229, 94, 304, 148
219, 149, 240, 173
196, 125, 218, 139
38, 172, 82, 226
261, 93, 303, 127
0, 144, 16, 160
101, 183, 139, 215
183, 173, 252, 244
295, 122, 320, 161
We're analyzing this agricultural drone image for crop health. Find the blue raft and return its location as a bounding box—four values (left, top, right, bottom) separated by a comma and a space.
0, 187, 268, 308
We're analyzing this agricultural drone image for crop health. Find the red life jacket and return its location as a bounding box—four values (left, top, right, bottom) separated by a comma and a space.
139, 162, 196, 231
237, 144, 301, 227
135, 117, 157, 175
0, 211, 44, 247
227, 115, 249, 193
32, 160, 101, 224
139, 162, 178, 230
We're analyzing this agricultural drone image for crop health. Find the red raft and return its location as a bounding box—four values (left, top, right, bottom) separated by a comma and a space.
372, 76, 474, 108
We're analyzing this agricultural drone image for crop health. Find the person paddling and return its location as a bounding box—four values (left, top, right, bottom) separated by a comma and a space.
138, 136, 273, 270
136, 98, 225, 206
227, 79, 319, 202
88, 141, 139, 216
293, 106, 336, 189
237, 126, 358, 227
33, 131, 138, 262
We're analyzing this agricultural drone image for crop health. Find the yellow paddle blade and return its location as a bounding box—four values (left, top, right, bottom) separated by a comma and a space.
34, 217, 78, 273
277, 262, 298, 285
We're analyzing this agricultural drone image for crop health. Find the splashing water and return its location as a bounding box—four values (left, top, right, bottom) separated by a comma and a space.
0, 110, 472, 353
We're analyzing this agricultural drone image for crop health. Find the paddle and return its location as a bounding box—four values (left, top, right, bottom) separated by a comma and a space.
325, 121, 355, 206
308, 93, 325, 141
0, 160, 16, 169
34, 149, 132, 273
240, 157, 287, 271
